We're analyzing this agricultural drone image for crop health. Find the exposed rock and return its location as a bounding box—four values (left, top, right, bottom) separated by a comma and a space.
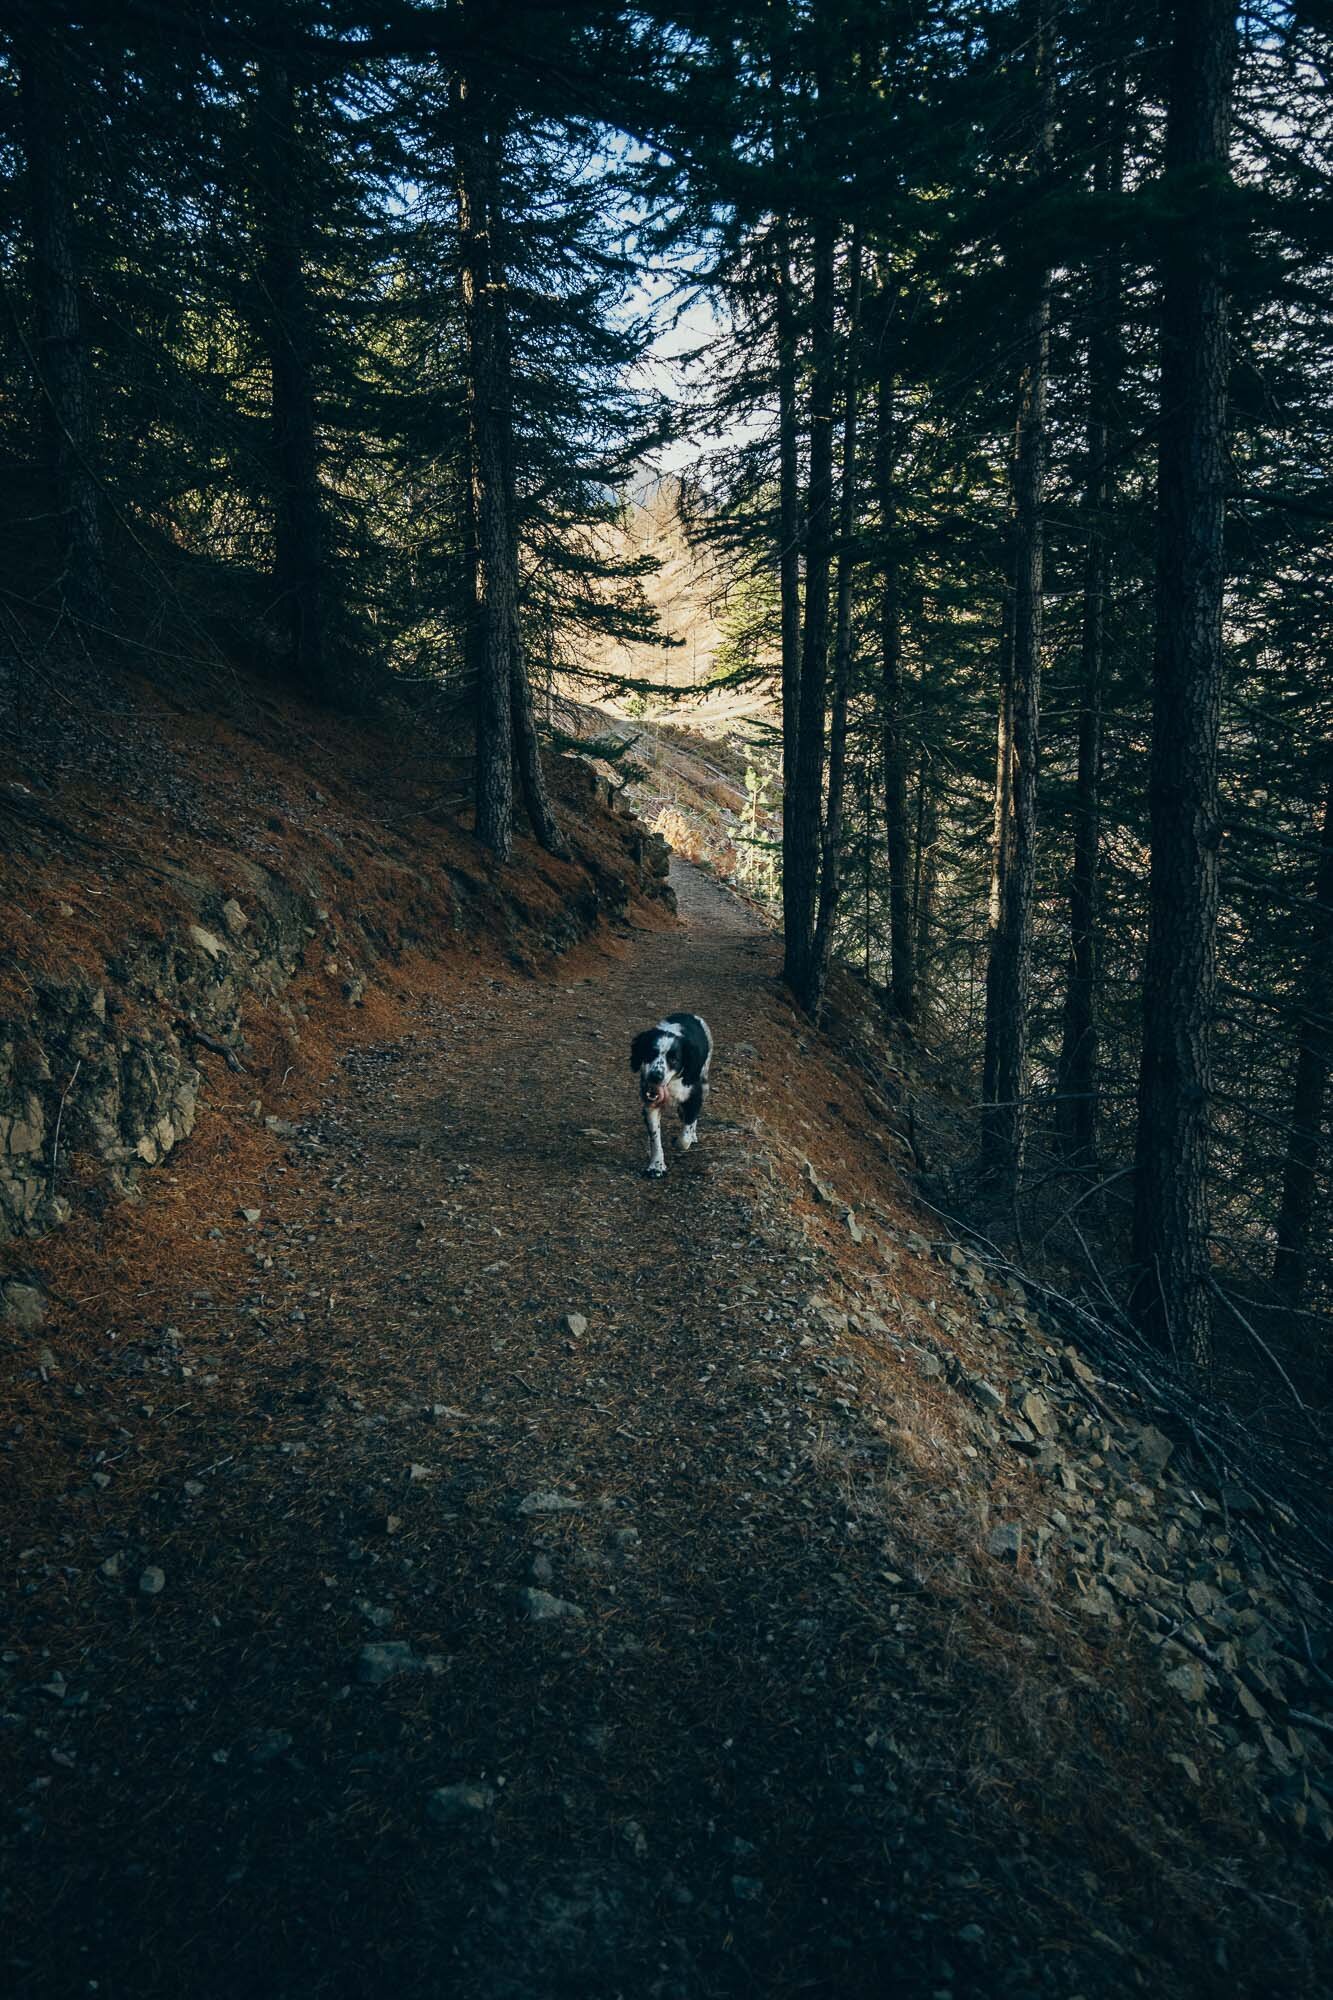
1133, 1425, 1174, 1476
1020, 1389, 1057, 1439
188, 925, 226, 961
138, 1566, 166, 1596
427, 1782, 496, 1823
517, 1491, 583, 1516
221, 899, 249, 938
1164, 1659, 1207, 1705
247, 1729, 292, 1765
969, 1378, 1005, 1414
843, 1209, 864, 1244
987, 1522, 1022, 1563
513, 1587, 585, 1622
564, 1312, 588, 1338
357, 1640, 430, 1685
1, 1277, 47, 1334
809, 1295, 849, 1334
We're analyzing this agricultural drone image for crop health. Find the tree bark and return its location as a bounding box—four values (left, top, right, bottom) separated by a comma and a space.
979, 9, 1052, 1184
810, 228, 863, 1019
18, 22, 108, 629
257, 58, 325, 694
783, 195, 837, 1007
1130, 0, 1238, 1370
454, 67, 514, 859
912, 750, 937, 1004
875, 278, 915, 1023
770, 34, 803, 909
491, 123, 566, 858
1057, 63, 1126, 1165
1272, 768, 1333, 1310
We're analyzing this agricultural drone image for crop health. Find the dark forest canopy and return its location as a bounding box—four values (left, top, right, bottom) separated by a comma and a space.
4, 0, 1333, 1392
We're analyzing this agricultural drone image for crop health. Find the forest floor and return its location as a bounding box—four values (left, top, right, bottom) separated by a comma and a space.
2, 859, 1329, 2000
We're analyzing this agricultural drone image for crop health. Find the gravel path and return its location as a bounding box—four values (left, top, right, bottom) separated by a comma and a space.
4, 862, 1315, 1999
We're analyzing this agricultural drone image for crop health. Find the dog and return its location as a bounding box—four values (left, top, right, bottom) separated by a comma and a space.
629, 1012, 713, 1177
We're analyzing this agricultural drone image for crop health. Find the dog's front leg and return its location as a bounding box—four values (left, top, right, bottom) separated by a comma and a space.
677, 1084, 704, 1151
643, 1101, 666, 1177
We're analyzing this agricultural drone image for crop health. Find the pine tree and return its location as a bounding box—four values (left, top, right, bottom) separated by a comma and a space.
16, 15, 108, 628
1130, 0, 1238, 1369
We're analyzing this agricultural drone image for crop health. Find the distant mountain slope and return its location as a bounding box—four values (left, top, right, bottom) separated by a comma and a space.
575, 476, 778, 732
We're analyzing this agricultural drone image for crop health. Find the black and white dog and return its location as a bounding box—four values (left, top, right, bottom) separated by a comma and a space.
629, 1012, 713, 1177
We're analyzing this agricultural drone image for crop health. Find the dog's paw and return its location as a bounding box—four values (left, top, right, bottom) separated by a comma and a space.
677, 1128, 698, 1151
644, 1161, 667, 1179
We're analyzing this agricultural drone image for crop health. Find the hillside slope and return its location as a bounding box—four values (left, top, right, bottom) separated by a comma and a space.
0, 645, 673, 1274
1, 849, 1328, 1999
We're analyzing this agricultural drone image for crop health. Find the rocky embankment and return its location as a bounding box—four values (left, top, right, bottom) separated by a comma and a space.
0, 758, 673, 1329
788, 1138, 1333, 1848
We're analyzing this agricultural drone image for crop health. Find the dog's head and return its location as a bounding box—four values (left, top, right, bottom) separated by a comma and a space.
630, 1027, 679, 1107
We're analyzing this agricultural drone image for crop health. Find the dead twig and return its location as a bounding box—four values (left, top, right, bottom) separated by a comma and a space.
176, 1021, 246, 1074
47, 1057, 82, 1199
1208, 1276, 1321, 1437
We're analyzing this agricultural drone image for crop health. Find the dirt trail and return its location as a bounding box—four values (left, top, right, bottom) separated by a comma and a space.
3, 864, 1319, 1999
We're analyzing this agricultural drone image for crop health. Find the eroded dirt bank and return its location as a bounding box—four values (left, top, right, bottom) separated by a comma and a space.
0, 862, 1327, 2000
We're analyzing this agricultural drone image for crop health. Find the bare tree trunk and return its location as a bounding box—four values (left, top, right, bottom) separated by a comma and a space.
980, 11, 1052, 1184
1057, 64, 1125, 1167
257, 59, 325, 694
1272, 768, 1333, 1310
875, 278, 915, 1023
810, 228, 863, 1018
1130, 0, 1238, 1371
980, 597, 1015, 1113
509, 622, 567, 855
784, 192, 836, 1008
491, 128, 565, 857
454, 67, 514, 859
770, 32, 803, 913
912, 752, 937, 1005
18, 22, 108, 628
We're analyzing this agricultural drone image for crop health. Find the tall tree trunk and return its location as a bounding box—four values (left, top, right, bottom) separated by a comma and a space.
770, 33, 803, 912
258, 59, 325, 694
491, 130, 565, 857
979, 12, 1052, 1183
454, 67, 514, 859
981, 601, 1014, 1112
18, 23, 108, 628
810, 228, 863, 1018
904, 748, 932, 1008
1056, 63, 1125, 1166
875, 276, 915, 1023
912, 751, 937, 1003
783, 188, 837, 1008
1272, 768, 1333, 1310
1130, 0, 1238, 1370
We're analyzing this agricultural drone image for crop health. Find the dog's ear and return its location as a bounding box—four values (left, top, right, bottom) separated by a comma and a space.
629, 1029, 656, 1073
